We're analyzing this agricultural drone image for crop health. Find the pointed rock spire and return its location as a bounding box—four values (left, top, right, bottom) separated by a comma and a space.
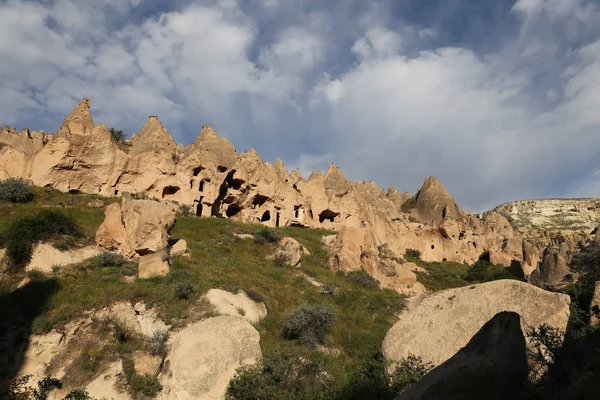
324, 163, 351, 193
388, 185, 413, 209
414, 176, 462, 226
56, 97, 95, 136
131, 115, 176, 152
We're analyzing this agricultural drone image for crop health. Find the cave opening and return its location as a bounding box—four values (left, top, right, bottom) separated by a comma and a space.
162, 186, 180, 199
319, 209, 340, 223
196, 202, 203, 217
226, 205, 242, 219
193, 166, 204, 176
253, 195, 269, 208
261, 210, 271, 222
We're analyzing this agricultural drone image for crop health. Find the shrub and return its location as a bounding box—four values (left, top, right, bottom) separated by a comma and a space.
5, 210, 81, 268
174, 281, 193, 300
400, 197, 416, 213
109, 128, 125, 143
346, 269, 379, 290
404, 248, 421, 259
254, 227, 281, 244
147, 329, 170, 357
64, 389, 92, 400
179, 204, 192, 216
526, 323, 565, 381
7, 375, 62, 400
389, 354, 434, 394
282, 303, 336, 347
273, 250, 292, 267
0, 177, 33, 203
92, 252, 125, 268
129, 374, 162, 397
464, 260, 519, 283
226, 346, 330, 400
113, 319, 132, 344
244, 289, 264, 304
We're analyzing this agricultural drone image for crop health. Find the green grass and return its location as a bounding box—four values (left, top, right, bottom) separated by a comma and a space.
405, 255, 471, 291
1, 194, 406, 390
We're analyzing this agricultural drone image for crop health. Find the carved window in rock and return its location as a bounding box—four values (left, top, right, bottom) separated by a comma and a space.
253, 195, 269, 208
226, 205, 242, 219
196, 202, 203, 217
193, 166, 204, 176
199, 180, 205, 192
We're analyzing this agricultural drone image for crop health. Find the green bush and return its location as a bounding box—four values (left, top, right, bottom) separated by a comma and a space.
148, 329, 170, 357
273, 250, 292, 267
0, 177, 33, 203
400, 197, 416, 213
4, 210, 81, 268
282, 303, 336, 347
174, 281, 193, 300
179, 204, 192, 216
404, 248, 421, 259
346, 269, 379, 290
64, 389, 92, 400
226, 346, 330, 400
464, 260, 519, 283
244, 289, 265, 304
92, 252, 125, 268
129, 374, 162, 397
389, 354, 434, 394
109, 128, 125, 143
7, 375, 62, 400
254, 227, 281, 244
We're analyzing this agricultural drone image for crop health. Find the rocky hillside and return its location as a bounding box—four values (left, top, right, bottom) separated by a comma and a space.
491, 198, 600, 233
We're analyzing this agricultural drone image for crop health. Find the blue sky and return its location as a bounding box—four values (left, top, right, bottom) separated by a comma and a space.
2, 0, 600, 212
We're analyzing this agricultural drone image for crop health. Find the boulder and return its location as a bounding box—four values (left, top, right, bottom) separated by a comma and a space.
133, 350, 163, 376
204, 289, 267, 324
273, 237, 303, 267
159, 316, 261, 400
591, 281, 600, 327
396, 312, 528, 400
96, 195, 177, 258
96, 301, 168, 338
234, 233, 254, 240
139, 250, 170, 279
530, 244, 573, 288
382, 280, 570, 367
170, 239, 187, 255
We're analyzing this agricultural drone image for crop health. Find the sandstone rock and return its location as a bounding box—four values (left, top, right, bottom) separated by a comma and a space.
414, 176, 462, 226
170, 239, 187, 255
56, 98, 95, 136
204, 289, 267, 324
96, 301, 168, 338
273, 237, 303, 267
320, 235, 337, 247
591, 281, 600, 327
382, 280, 570, 367
159, 316, 261, 400
234, 233, 255, 240
26, 243, 102, 273
96, 195, 177, 258
19, 330, 65, 379
85, 360, 131, 400
396, 311, 528, 400
139, 250, 170, 279
133, 350, 163, 376
530, 243, 574, 288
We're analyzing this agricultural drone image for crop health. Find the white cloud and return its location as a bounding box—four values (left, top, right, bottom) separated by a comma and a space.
259, 27, 325, 74
351, 27, 403, 59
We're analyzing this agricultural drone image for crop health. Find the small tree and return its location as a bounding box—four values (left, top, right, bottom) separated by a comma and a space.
404, 249, 421, 259
109, 128, 125, 143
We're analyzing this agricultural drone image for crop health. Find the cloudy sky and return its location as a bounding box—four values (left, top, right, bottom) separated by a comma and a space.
2, 0, 600, 211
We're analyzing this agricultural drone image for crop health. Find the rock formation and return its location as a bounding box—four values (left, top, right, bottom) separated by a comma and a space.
396, 311, 528, 400
591, 281, 600, 327
204, 289, 268, 324
2, 97, 598, 290
158, 316, 261, 400
382, 280, 570, 366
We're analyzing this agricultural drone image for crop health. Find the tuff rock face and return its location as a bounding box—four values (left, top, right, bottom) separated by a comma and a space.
396, 311, 529, 400
382, 280, 570, 367
2, 98, 598, 291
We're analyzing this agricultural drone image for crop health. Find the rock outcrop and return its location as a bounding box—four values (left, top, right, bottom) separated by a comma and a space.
396, 311, 528, 400
204, 289, 267, 324
159, 316, 261, 400
591, 281, 600, 327
382, 280, 570, 366
25, 243, 102, 273
3, 97, 599, 290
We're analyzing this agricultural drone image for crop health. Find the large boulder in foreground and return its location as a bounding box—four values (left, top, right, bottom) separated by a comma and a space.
396, 312, 528, 400
96, 194, 177, 258
159, 316, 261, 400
382, 280, 570, 366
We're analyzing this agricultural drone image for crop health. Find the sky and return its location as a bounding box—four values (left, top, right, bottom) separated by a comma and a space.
2, 0, 600, 212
